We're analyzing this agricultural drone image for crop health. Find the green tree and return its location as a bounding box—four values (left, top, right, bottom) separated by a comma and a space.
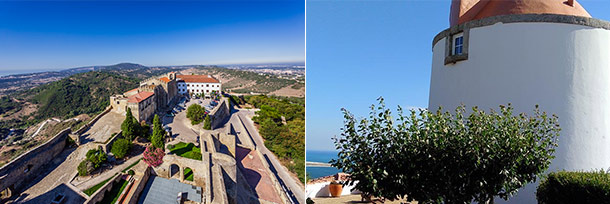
121, 108, 137, 140
332, 98, 561, 203
111, 138, 131, 159
186, 104, 205, 125
203, 115, 212, 130
151, 114, 165, 149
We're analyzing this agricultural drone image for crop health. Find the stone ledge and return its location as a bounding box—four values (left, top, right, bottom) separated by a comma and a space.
433, 14, 610, 47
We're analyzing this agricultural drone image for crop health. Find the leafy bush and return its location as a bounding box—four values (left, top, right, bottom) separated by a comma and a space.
186, 104, 205, 125
203, 115, 211, 130
78, 160, 93, 176
143, 146, 164, 167
111, 138, 131, 159
86, 147, 108, 169
167, 144, 175, 149
128, 169, 135, 176
537, 170, 610, 204
332, 98, 561, 203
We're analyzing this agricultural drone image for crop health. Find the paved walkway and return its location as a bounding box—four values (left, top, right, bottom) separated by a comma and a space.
164, 99, 205, 145
235, 109, 305, 204
236, 146, 282, 204
9, 145, 91, 204
81, 111, 124, 143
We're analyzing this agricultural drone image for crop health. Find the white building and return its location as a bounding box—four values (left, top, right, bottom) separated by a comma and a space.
176, 75, 221, 97
429, 0, 610, 203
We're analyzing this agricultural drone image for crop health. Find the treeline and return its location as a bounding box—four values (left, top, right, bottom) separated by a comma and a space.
244, 95, 305, 183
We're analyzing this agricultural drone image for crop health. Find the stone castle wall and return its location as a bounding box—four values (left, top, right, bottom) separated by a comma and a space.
0, 128, 71, 194
210, 98, 231, 129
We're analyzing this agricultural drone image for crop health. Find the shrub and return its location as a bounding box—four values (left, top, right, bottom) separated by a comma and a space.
143, 146, 164, 167
332, 98, 561, 203
167, 144, 175, 150
537, 170, 610, 204
78, 160, 89, 176
186, 104, 205, 125
111, 138, 131, 159
128, 169, 135, 176
86, 147, 107, 168
203, 115, 211, 130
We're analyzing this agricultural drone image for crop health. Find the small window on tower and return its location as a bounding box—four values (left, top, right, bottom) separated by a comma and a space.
453, 33, 464, 55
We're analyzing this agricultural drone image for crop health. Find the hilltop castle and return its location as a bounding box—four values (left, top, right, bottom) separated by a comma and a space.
110, 72, 222, 122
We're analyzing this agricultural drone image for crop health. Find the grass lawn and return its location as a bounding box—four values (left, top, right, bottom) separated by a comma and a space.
184, 168, 194, 181
98, 178, 129, 204
83, 176, 114, 196
169, 142, 202, 160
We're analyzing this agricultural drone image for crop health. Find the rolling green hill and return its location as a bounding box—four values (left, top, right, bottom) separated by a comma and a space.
25, 71, 139, 120
0, 71, 139, 131
97, 63, 181, 80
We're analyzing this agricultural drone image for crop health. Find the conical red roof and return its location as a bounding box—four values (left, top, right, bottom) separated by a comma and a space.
450, 0, 591, 26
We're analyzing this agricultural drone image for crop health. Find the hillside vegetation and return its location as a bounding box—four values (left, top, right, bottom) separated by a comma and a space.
193, 67, 303, 94
0, 71, 138, 130
98, 63, 181, 80
25, 71, 139, 120
244, 95, 305, 184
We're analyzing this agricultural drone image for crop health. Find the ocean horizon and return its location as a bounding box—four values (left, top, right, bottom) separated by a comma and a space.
306, 150, 340, 179
0, 69, 62, 77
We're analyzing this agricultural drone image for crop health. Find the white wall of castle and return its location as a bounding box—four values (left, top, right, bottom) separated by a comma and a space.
177, 82, 221, 95
429, 22, 610, 203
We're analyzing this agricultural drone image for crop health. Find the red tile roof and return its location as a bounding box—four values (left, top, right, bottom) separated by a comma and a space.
159, 77, 171, 83
127, 91, 154, 103
125, 88, 139, 95
177, 75, 220, 83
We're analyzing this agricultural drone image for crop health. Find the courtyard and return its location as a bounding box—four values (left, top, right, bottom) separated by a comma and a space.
80, 111, 124, 143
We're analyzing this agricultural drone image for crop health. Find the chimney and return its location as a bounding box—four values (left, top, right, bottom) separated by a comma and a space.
567, 0, 574, 6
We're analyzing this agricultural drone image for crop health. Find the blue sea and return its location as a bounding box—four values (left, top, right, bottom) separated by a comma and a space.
306, 150, 341, 179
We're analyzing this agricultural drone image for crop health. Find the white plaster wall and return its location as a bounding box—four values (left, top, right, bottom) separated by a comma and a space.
429, 22, 610, 203
305, 181, 360, 198
177, 82, 221, 95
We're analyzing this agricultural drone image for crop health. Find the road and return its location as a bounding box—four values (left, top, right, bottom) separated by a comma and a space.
235, 109, 305, 204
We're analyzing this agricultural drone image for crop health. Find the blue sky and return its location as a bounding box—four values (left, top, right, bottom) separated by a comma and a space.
0, 1, 304, 72
305, 0, 610, 151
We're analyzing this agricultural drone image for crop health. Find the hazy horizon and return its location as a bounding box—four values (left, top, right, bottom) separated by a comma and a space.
0, 60, 306, 77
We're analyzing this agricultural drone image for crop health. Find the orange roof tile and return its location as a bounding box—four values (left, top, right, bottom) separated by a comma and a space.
450, 0, 591, 26
176, 75, 220, 83
125, 88, 139, 94
159, 77, 171, 83
127, 91, 154, 103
